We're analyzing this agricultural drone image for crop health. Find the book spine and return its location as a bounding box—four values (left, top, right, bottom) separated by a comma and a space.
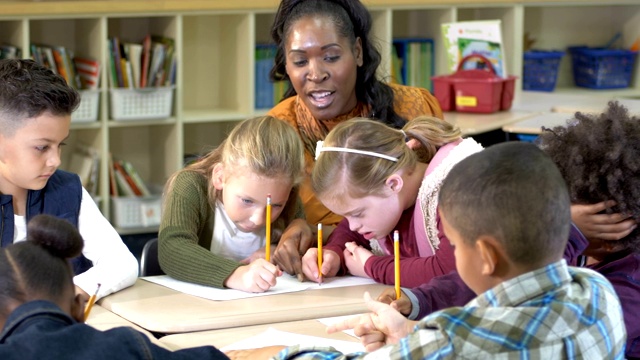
114, 160, 143, 196
122, 160, 151, 197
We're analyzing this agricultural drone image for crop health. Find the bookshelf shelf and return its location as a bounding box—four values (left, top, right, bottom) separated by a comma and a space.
1, 0, 638, 232
107, 118, 177, 128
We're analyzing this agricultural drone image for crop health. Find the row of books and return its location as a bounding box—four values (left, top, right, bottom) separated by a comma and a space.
108, 155, 152, 197
391, 38, 435, 91
30, 44, 100, 90
255, 44, 288, 109
108, 34, 176, 89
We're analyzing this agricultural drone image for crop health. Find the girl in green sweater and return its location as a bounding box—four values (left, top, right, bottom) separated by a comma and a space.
159, 116, 311, 292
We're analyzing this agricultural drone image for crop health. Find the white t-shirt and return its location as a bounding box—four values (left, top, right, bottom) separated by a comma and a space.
13, 187, 138, 299
210, 200, 265, 262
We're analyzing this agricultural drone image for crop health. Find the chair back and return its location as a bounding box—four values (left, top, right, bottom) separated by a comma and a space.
140, 238, 164, 276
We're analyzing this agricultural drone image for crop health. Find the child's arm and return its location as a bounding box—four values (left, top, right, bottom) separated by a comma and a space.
158, 171, 243, 288
74, 187, 138, 299
364, 221, 456, 288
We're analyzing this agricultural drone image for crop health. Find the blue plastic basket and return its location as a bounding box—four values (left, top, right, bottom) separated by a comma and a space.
569, 46, 637, 89
523, 50, 564, 91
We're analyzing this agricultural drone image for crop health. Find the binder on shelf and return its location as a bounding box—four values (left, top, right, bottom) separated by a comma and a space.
392, 38, 434, 91
254, 44, 289, 109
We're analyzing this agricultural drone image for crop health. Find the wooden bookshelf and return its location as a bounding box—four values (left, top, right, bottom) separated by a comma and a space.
2, 0, 638, 232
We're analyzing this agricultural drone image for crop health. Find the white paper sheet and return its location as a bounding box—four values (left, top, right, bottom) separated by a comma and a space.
316, 315, 365, 338
220, 327, 365, 354
141, 274, 378, 301
142, 273, 308, 301
309, 275, 377, 290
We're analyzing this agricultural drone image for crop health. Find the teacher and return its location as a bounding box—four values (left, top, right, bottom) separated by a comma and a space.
268, 0, 443, 227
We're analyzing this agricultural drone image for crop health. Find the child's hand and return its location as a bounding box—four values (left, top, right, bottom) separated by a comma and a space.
225, 259, 282, 293
301, 248, 340, 283
343, 242, 373, 278
327, 292, 413, 351
225, 346, 285, 360
273, 219, 312, 278
377, 288, 412, 316
572, 201, 637, 241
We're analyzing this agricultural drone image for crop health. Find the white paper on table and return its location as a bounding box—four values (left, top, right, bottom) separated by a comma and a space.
316, 314, 365, 338
142, 273, 310, 301
308, 275, 377, 290
141, 274, 378, 301
221, 327, 365, 354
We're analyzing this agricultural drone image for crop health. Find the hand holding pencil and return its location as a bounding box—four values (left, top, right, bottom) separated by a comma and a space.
271, 219, 313, 281
83, 283, 101, 321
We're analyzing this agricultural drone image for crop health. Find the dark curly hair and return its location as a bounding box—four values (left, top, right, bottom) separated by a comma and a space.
270, 0, 405, 129
0, 59, 79, 137
537, 101, 640, 252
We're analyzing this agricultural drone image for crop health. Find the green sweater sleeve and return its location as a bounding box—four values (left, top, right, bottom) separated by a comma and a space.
158, 171, 241, 288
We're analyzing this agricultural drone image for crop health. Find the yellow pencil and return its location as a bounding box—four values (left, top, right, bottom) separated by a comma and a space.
266, 194, 272, 262
84, 283, 101, 321
317, 223, 323, 284
394, 231, 401, 299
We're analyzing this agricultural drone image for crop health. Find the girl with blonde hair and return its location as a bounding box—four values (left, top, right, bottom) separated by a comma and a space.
159, 116, 311, 293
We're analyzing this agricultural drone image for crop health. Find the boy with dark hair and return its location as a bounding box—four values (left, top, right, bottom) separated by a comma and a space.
0, 59, 137, 300
226, 141, 626, 359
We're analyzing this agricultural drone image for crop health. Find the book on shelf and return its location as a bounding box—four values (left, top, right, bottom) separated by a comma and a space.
73, 56, 101, 90
108, 153, 118, 197
255, 44, 289, 109
441, 20, 507, 78
109, 157, 153, 197
124, 43, 143, 89
121, 160, 151, 197
392, 38, 434, 91
151, 35, 175, 87
140, 34, 152, 88
110, 37, 125, 88
113, 160, 142, 196
68, 144, 100, 197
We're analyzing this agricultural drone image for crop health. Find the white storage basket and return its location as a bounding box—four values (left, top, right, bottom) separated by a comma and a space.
109, 86, 174, 120
111, 195, 162, 228
71, 89, 100, 123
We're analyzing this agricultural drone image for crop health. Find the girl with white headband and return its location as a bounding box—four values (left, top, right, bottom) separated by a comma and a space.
303, 116, 483, 288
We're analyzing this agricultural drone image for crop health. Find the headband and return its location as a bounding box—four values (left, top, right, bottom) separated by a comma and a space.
315, 141, 399, 162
